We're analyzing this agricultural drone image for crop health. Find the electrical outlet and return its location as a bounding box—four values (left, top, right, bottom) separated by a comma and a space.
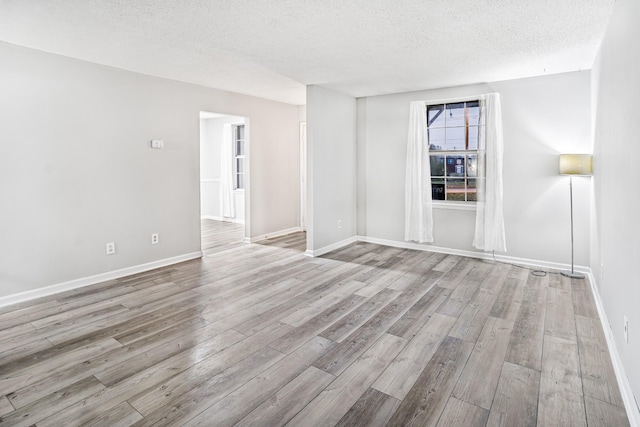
337, 219, 342, 229
624, 316, 629, 343
151, 233, 159, 245
106, 242, 116, 255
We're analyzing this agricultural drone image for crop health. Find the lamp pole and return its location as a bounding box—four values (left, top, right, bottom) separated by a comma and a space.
562, 175, 585, 279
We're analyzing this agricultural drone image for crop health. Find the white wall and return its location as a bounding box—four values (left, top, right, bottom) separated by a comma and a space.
306, 85, 357, 253
591, 0, 640, 414
357, 71, 592, 267
0, 42, 299, 299
200, 115, 245, 222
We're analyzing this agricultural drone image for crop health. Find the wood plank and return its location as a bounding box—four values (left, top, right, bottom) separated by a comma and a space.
387, 285, 449, 339
270, 294, 365, 354
373, 313, 456, 400
320, 288, 400, 342
181, 336, 335, 426
335, 387, 401, 427
436, 397, 489, 427
386, 336, 474, 427
0, 396, 13, 417
80, 401, 143, 427
285, 333, 406, 427
505, 280, 547, 371
545, 286, 577, 341
489, 277, 525, 322
314, 277, 437, 376
537, 376, 586, 427
127, 321, 291, 416
452, 317, 514, 410
486, 361, 540, 427
584, 395, 630, 427
235, 366, 335, 427
572, 279, 599, 318
0, 376, 105, 427
575, 315, 625, 407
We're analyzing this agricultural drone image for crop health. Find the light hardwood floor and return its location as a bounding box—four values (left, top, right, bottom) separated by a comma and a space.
0, 223, 629, 426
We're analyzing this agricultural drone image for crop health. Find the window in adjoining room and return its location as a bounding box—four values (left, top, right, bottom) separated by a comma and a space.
233, 124, 245, 190
427, 101, 481, 202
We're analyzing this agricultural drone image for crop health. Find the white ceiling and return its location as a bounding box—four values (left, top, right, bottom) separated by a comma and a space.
0, 0, 616, 105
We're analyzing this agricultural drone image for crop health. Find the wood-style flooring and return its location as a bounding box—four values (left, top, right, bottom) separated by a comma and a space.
0, 221, 630, 426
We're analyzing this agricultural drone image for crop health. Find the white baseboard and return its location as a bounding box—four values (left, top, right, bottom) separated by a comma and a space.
0, 252, 203, 308
587, 272, 640, 427
305, 236, 358, 257
248, 227, 303, 243
201, 215, 245, 225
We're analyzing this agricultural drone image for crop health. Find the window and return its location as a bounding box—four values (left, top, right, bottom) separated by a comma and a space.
233, 124, 245, 190
427, 100, 481, 202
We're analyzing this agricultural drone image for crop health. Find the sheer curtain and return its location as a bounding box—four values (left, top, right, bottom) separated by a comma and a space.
221, 123, 235, 220
473, 93, 506, 252
404, 100, 433, 243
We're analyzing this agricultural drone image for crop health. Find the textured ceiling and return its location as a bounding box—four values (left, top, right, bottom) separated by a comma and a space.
0, 0, 616, 105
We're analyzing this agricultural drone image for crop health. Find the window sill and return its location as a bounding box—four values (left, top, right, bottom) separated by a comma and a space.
432, 201, 476, 211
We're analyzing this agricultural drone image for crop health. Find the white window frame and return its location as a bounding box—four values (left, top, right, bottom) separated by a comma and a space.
232, 124, 245, 191
427, 99, 482, 208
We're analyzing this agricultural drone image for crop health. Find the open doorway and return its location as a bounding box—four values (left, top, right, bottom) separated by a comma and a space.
199, 111, 248, 254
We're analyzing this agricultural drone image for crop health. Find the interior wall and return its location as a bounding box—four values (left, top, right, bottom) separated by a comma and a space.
200, 115, 246, 222
306, 85, 357, 252
591, 0, 640, 412
0, 41, 299, 299
357, 71, 592, 267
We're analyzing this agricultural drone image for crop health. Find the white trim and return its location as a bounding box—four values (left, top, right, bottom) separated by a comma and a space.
432, 201, 477, 211
305, 236, 358, 257
0, 252, 203, 308
248, 227, 303, 243
201, 215, 224, 221
200, 179, 221, 184
201, 215, 244, 225
587, 271, 640, 427
356, 235, 588, 273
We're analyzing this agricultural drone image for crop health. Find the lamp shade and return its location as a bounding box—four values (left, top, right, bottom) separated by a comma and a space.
559, 154, 592, 176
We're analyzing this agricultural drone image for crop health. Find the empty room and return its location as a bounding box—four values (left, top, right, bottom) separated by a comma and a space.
0, 0, 638, 426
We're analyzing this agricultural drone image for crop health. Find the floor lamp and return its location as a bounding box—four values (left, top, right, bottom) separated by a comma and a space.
559, 154, 592, 279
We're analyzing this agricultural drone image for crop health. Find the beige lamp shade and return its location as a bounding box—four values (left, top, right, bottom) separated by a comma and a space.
559, 154, 593, 176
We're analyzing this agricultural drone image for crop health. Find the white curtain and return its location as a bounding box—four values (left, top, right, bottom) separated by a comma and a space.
473, 93, 507, 252
221, 123, 235, 219
404, 101, 434, 243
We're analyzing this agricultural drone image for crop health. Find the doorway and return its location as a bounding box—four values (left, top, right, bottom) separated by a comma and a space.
199, 111, 248, 254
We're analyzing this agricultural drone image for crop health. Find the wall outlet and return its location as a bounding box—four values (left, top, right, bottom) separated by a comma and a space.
106, 242, 116, 255
624, 316, 629, 343
337, 219, 342, 229
151, 233, 159, 245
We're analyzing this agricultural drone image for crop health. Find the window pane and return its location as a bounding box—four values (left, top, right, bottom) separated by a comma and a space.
468, 126, 479, 150
427, 104, 445, 128
467, 179, 477, 201
446, 179, 465, 201
467, 101, 480, 126
430, 155, 445, 177
446, 155, 465, 177
432, 178, 445, 200
428, 127, 445, 150
236, 158, 243, 174
236, 140, 244, 156
445, 127, 465, 151
236, 173, 244, 189
445, 103, 465, 127
467, 154, 477, 177
236, 125, 244, 140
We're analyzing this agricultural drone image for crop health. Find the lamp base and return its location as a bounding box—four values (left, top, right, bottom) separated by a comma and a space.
561, 271, 585, 279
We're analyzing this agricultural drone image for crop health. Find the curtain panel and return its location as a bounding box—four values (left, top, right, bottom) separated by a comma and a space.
221, 123, 235, 219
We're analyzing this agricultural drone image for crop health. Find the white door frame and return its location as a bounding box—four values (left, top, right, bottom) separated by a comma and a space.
300, 121, 307, 231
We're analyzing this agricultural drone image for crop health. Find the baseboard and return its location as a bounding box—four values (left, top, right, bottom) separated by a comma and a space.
587, 272, 640, 427
305, 236, 358, 257
0, 251, 203, 308
248, 227, 302, 243
201, 215, 244, 224
356, 235, 589, 273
